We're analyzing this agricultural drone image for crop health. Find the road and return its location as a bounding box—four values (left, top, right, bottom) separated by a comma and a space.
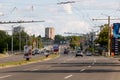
0, 52, 120, 80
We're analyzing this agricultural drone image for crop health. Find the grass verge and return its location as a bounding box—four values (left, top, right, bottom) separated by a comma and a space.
0, 53, 59, 68
0, 54, 9, 58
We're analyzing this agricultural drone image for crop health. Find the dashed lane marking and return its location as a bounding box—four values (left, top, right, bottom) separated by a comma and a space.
80, 69, 85, 72
64, 75, 73, 79
31, 69, 39, 71
88, 66, 91, 68
0, 75, 12, 79
94, 58, 96, 63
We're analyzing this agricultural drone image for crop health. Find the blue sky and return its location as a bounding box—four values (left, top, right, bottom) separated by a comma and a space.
0, 0, 120, 36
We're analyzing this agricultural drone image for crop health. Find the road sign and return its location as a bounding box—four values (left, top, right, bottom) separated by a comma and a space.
113, 23, 120, 38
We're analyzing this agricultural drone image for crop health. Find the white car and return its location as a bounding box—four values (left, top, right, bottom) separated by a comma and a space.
44, 50, 50, 56
86, 52, 92, 56
75, 51, 83, 57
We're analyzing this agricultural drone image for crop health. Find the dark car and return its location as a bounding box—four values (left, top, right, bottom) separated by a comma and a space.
64, 49, 69, 54
32, 49, 40, 55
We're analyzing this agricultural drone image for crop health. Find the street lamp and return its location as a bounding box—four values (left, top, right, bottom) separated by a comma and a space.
11, 26, 13, 54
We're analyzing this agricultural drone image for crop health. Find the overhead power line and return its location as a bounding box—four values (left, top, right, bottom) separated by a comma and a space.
0, 20, 45, 24
57, 1, 75, 5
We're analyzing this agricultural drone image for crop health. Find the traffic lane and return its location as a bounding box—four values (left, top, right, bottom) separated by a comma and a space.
69, 57, 120, 80
0, 56, 96, 80
0, 53, 79, 72
0, 53, 70, 72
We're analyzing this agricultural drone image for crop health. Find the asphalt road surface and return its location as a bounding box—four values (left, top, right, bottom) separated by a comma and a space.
0, 52, 120, 80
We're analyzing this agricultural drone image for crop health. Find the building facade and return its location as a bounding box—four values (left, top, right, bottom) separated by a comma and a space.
45, 27, 55, 40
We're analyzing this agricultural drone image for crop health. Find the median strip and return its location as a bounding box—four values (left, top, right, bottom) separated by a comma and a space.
0, 54, 59, 69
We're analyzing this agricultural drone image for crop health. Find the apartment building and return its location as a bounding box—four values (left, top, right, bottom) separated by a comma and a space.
45, 27, 55, 40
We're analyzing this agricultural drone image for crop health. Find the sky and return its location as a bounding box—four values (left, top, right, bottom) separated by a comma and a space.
0, 0, 120, 37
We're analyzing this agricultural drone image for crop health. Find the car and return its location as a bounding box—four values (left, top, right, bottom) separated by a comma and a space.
41, 50, 45, 54
64, 49, 69, 54
86, 51, 92, 56
32, 49, 40, 55
75, 51, 83, 57
44, 50, 50, 57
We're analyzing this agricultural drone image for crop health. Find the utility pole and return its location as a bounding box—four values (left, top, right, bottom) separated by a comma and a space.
11, 26, 13, 54
93, 16, 120, 56
19, 30, 21, 53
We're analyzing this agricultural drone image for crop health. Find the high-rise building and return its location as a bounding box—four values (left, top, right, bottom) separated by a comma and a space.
45, 27, 55, 40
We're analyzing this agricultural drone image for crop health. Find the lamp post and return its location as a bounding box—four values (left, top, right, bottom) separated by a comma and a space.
11, 26, 13, 54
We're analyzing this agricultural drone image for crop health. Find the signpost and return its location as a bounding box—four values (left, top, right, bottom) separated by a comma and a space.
112, 23, 120, 55
113, 23, 120, 38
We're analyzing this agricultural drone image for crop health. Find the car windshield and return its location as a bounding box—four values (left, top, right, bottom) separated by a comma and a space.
77, 51, 81, 53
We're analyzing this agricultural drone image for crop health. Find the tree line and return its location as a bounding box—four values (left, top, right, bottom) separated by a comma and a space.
54, 24, 109, 51
0, 30, 43, 53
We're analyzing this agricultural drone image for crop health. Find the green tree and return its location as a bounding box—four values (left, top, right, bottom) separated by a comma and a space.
95, 24, 108, 47
13, 31, 29, 50
0, 30, 10, 53
70, 36, 80, 49
36, 35, 44, 49
54, 35, 64, 44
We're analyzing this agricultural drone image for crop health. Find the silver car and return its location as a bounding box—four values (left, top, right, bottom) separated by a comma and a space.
75, 51, 83, 57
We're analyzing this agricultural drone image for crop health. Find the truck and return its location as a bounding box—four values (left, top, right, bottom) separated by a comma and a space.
24, 45, 32, 61
53, 44, 59, 53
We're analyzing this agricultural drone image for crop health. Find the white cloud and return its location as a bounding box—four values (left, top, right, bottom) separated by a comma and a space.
0, 3, 2, 8
75, 0, 97, 6
56, 20, 91, 35
66, 21, 91, 33
24, 24, 45, 37
48, 6, 58, 14
0, 12, 4, 16
63, 4, 72, 14
74, 0, 119, 10
93, 2, 119, 10
0, 4, 4, 16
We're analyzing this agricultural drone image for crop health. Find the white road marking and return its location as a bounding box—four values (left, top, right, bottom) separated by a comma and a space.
88, 66, 91, 68
0, 75, 12, 79
93, 58, 96, 63
80, 69, 85, 72
24, 69, 39, 71
31, 69, 39, 71
64, 75, 73, 79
